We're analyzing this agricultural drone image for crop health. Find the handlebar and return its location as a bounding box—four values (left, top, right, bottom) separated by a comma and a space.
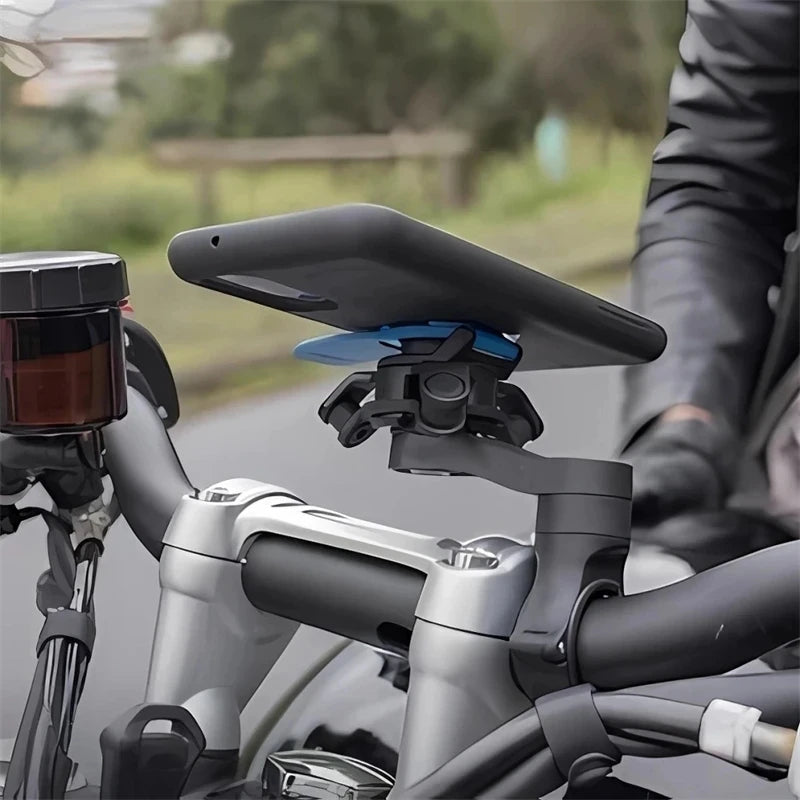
95, 388, 800, 686
243, 531, 799, 692
102, 387, 195, 559
577, 539, 800, 689
89, 389, 800, 692
7, 379, 798, 800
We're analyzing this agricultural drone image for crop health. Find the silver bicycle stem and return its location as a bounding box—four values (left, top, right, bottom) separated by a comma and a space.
143, 477, 536, 794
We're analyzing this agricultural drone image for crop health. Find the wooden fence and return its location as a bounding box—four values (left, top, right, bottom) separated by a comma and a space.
151, 130, 475, 223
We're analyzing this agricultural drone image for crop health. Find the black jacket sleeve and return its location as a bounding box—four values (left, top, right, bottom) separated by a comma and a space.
622, 0, 799, 445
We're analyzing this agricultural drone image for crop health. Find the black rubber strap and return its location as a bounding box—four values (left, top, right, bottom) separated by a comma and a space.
37, 608, 96, 656
534, 684, 620, 778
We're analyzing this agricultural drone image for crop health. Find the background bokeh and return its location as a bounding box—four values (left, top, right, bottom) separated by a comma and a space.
0, 0, 685, 410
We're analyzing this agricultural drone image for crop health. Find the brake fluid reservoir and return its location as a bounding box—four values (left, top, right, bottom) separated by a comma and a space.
0, 251, 129, 434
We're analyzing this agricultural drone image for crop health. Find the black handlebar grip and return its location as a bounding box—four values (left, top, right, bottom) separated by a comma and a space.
103, 388, 195, 559
577, 540, 800, 689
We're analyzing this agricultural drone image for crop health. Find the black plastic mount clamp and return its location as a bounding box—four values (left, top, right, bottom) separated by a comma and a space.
318, 325, 633, 700
319, 327, 543, 450
510, 489, 631, 700
535, 684, 621, 792
388, 431, 631, 496
390, 427, 632, 698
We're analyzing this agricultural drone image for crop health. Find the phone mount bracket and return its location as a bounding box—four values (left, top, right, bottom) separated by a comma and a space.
318, 325, 630, 494
318, 325, 632, 700
319, 326, 543, 451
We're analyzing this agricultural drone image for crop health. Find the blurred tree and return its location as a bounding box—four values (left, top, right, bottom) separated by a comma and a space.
492, 0, 684, 155
155, 0, 242, 40
220, 1, 527, 143
0, 70, 106, 177
118, 63, 226, 140
121, 0, 683, 158
631, 0, 686, 135
131, 0, 543, 153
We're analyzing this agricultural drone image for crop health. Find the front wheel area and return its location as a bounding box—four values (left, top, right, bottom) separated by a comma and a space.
242, 641, 406, 783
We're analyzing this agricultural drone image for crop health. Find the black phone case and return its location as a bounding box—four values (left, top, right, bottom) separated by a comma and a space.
168, 204, 666, 371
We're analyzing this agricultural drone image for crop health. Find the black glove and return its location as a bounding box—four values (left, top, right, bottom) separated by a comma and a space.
624, 417, 739, 527
634, 509, 792, 572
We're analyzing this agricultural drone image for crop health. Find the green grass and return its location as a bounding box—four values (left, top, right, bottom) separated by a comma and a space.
0, 128, 649, 409
178, 357, 333, 417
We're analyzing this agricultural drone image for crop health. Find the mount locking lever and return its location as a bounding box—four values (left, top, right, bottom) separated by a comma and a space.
319, 327, 544, 449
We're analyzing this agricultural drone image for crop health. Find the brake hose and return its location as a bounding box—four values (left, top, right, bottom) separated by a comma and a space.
478, 698, 798, 800
594, 694, 703, 740
595, 693, 798, 769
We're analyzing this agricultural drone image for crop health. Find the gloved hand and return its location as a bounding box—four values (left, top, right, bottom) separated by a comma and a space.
624, 417, 739, 527
633, 508, 792, 573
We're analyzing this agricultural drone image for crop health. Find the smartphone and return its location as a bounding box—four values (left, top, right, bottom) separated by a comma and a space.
168, 204, 665, 371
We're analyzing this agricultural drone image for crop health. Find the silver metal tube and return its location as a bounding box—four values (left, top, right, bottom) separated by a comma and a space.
752, 722, 797, 767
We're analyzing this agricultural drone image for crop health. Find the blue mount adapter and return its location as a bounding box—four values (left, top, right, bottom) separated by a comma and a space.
294, 321, 520, 366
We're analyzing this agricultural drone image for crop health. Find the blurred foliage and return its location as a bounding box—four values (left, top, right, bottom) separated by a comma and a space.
0, 126, 646, 259
0, 71, 106, 176
118, 63, 226, 140
156, 0, 239, 40
222, 1, 534, 148
0, 0, 686, 402
122, 0, 544, 153
493, 0, 685, 138
0, 158, 187, 253
0, 0, 685, 181
118, 0, 683, 153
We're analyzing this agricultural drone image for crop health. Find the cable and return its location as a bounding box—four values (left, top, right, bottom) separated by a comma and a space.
608, 733, 695, 759
402, 690, 797, 800
594, 693, 704, 740
475, 747, 562, 800
596, 694, 797, 771
616, 671, 800, 730
405, 696, 707, 799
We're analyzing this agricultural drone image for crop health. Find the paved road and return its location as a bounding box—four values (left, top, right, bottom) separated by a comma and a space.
0, 287, 791, 797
